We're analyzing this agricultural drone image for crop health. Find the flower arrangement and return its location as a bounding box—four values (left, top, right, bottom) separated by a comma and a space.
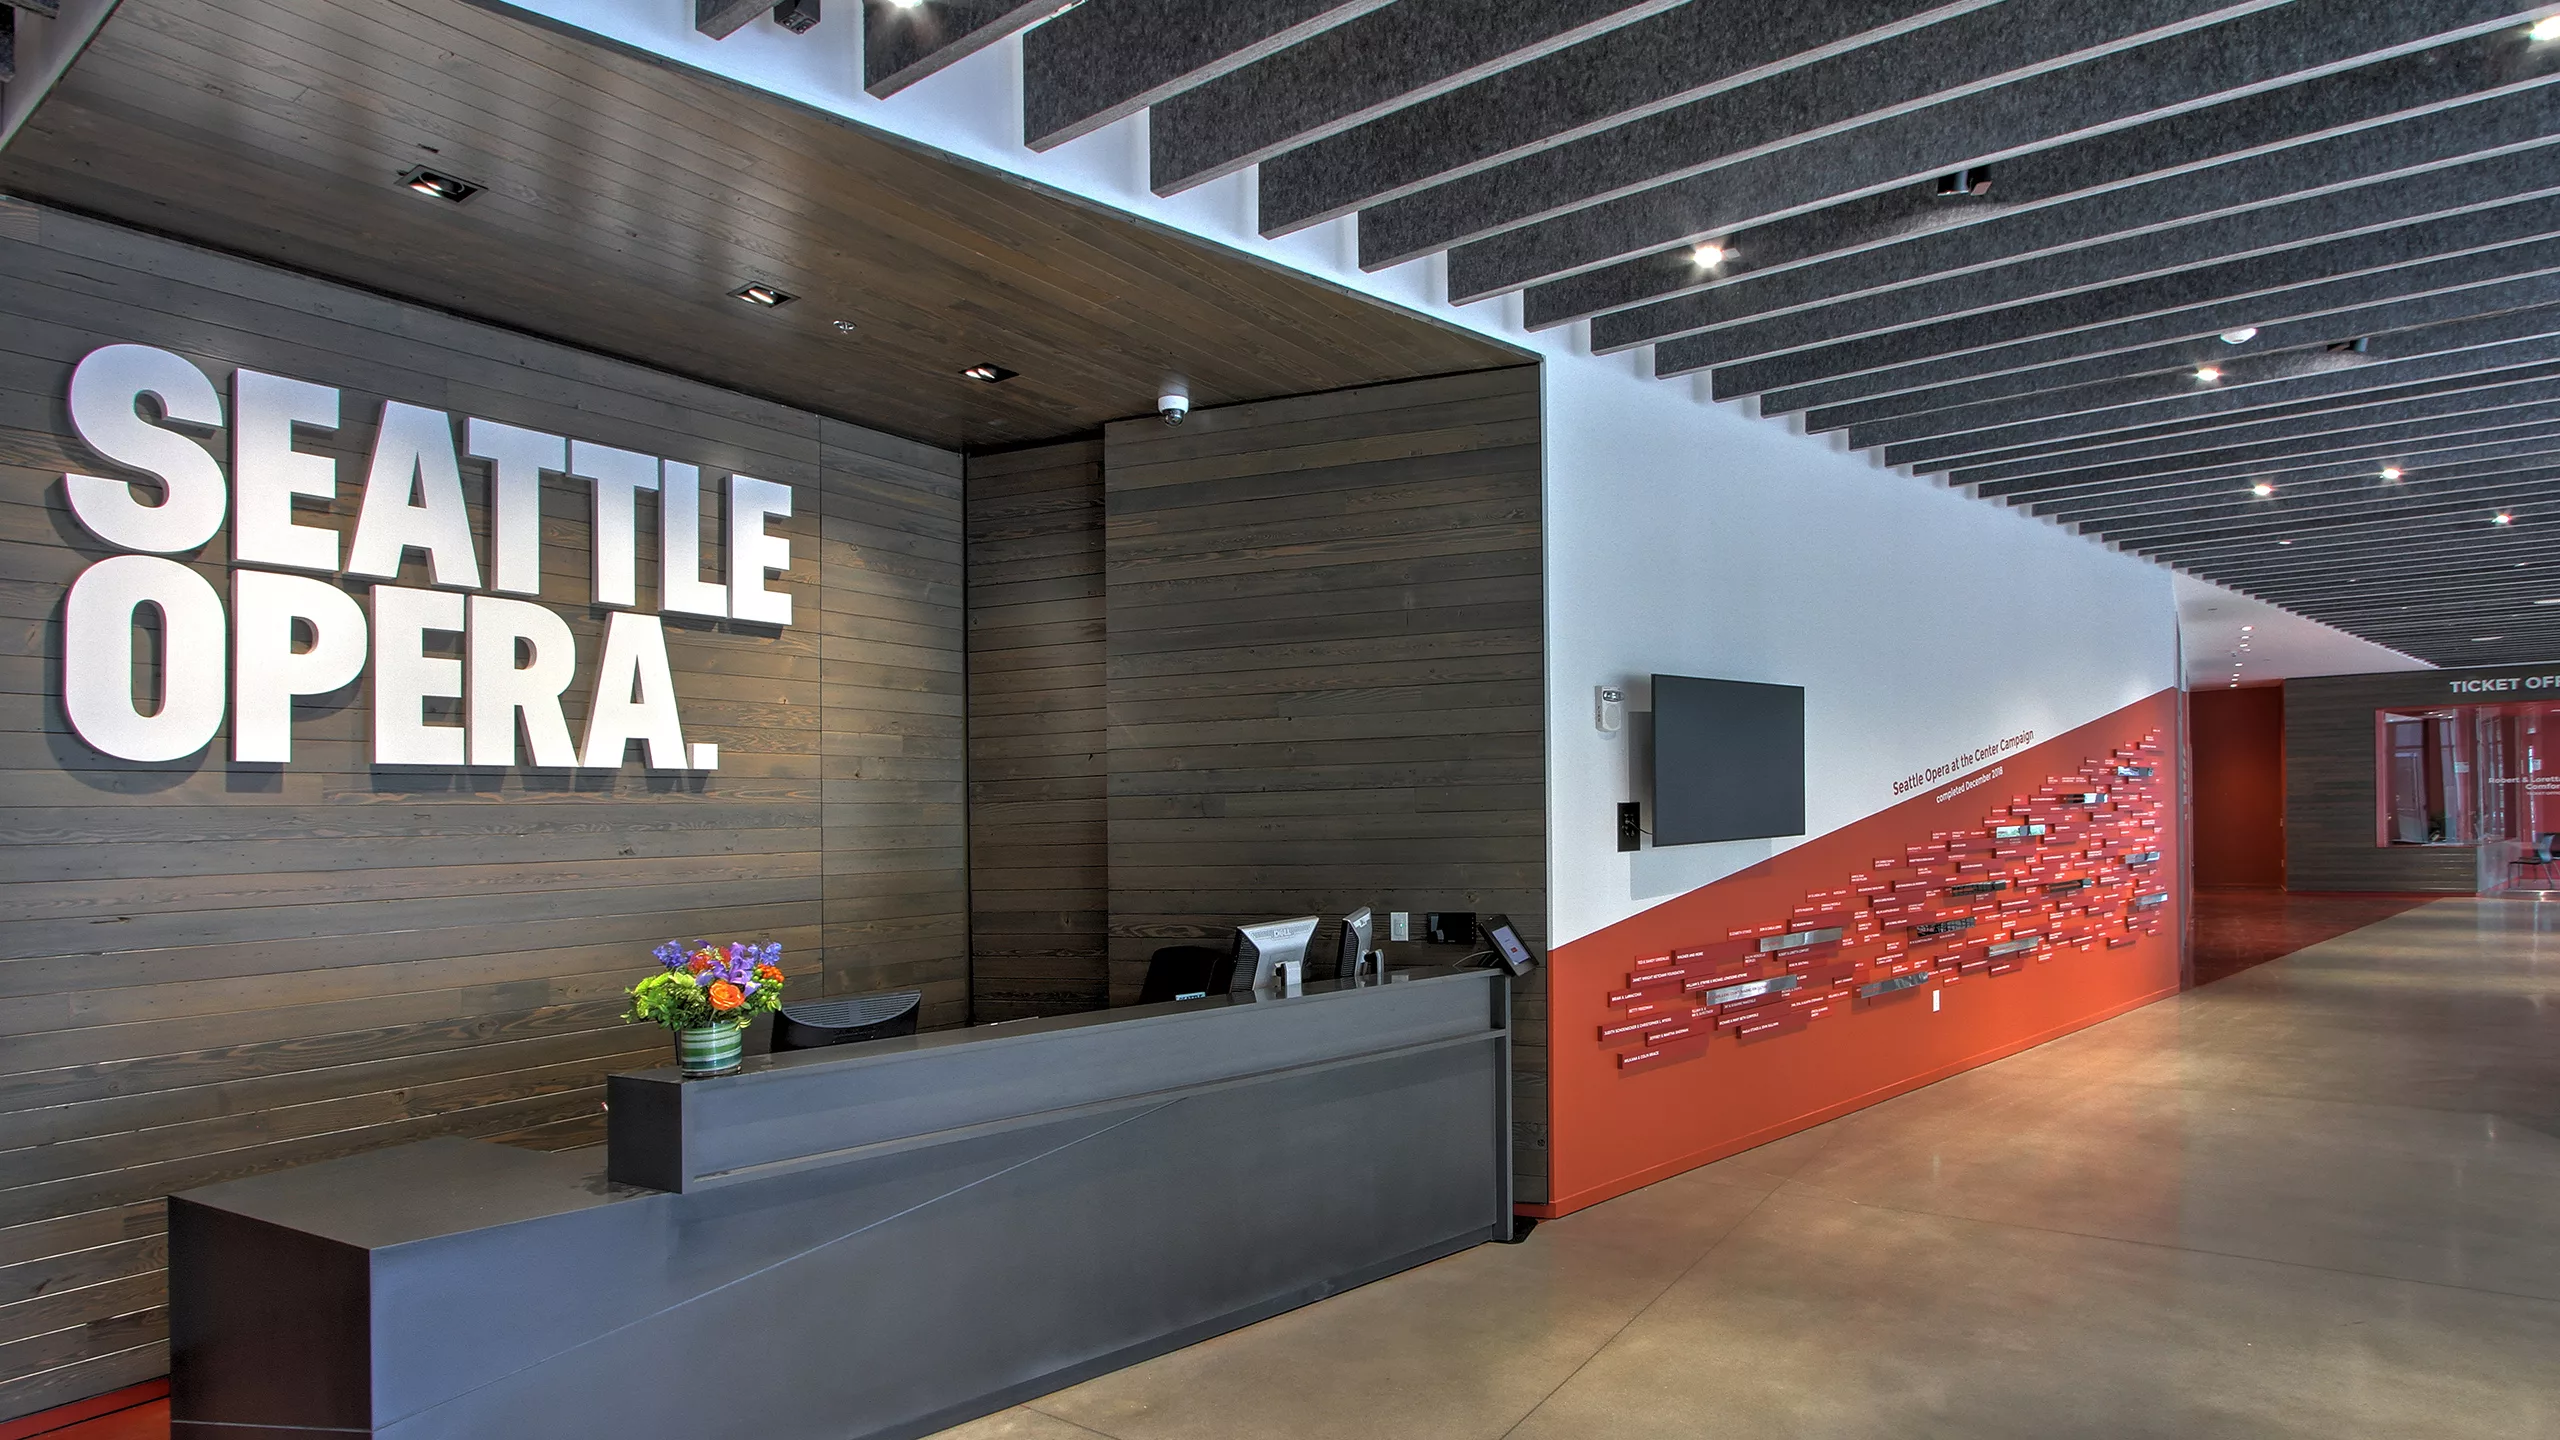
626, 939, 786, 1032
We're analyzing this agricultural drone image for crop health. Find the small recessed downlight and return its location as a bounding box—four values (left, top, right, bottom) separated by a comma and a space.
2219, 327, 2258, 345
2533, 15, 2560, 42
1690, 242, 1729, 268
2195, 366, 2222, 383
2495, 511, 2517, 526
2250, 482, 2274, 497
961, 363, 1018, 383
2380, 467, 2404, 482
397, 165, 481, 203
730, 281, 795, 308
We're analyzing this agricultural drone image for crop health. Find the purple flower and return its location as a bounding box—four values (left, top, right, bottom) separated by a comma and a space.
652, 940, 688, 970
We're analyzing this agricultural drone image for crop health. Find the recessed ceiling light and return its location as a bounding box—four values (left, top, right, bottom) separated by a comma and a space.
832, 319, 858, 333
2494, 511, 2516, 525
2533, 15, 2560, 41
1933, 167, 1992, 198
2276, 539, 2292, 546
2241, 624, 2253, 631
772, 0, 820, 31
2219, 327, 2258, 345
960, 363, 1018, 383
397, 165, 480, 203
2195, 366, 2222, 383
730, 281, 794, 308
2249, 481, 2274, 497
1691, 242, 1729, 268
2475, 635, 2506, 642
2379, 466, 2403, 481
2327, 337, 2369, 355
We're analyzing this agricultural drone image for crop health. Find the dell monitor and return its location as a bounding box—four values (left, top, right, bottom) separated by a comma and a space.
1230, 916, 1321, 992
1334, 907, 1376, 980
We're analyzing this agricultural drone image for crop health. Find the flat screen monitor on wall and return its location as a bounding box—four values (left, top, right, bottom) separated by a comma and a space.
1651, 674, 1807, 846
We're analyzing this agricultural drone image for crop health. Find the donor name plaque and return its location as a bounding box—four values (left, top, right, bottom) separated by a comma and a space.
54, 345, 798, 771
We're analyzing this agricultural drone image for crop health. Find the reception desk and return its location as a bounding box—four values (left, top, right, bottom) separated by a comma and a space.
167, 968, 1512, 1440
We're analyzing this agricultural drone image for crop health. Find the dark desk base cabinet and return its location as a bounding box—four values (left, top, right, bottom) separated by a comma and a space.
170, 971, 1511, 1440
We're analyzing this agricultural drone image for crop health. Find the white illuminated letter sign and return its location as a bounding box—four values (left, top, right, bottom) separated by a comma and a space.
658, 462, 730, 618
62, 555, 227, 761
467, 595, 580, 768
63, 346, 228, 554
569, 440, 657, 609
580, 611, 688, 769
465, 419, 564, 597
371, 585, 467, 766
727, 474, 794, 626
347, 403, 482, 588
232, 571, 369, 763
231, 369, 344, 573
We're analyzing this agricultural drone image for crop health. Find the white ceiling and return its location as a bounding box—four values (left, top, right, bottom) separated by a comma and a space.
2174, 570, 2430, 691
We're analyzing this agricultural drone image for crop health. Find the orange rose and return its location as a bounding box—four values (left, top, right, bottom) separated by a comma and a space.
687, 955, 713, 974
707, 981, 744, 1012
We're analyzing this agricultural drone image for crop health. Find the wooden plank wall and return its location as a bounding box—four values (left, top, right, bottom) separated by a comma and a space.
0, 203, 966, 1421
964, 441, 1109, 1020
2284, 667, 2526, 893
1099, 368, 1551, 1201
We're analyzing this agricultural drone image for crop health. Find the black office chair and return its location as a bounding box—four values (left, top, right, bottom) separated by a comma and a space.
2510, 833, 2560, 888
1137, 946, 1233, 1005
770, 990, 922, 1051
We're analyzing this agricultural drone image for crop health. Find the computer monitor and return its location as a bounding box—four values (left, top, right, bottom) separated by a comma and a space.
1334, 907, 1375, 980
1229, 916, 1320, 992
1480, 914, 1540, 978
770, 990, 922, 1051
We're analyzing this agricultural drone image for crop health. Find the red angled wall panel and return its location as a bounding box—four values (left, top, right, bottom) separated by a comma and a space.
1536, 690, 2183, 1218
2190, 686, 2285, 889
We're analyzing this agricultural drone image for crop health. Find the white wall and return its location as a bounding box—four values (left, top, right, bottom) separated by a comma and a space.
520, 4, 2189, 942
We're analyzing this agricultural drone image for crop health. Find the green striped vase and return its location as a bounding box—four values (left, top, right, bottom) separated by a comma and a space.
675, 1023, 745, 1077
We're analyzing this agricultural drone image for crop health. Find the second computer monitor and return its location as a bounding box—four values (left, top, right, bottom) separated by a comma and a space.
1230, 915, 1321, 992
1335, 907, 1374, 980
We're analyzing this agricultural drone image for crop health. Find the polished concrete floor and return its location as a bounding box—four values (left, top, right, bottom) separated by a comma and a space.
934, 898, 2560, 1440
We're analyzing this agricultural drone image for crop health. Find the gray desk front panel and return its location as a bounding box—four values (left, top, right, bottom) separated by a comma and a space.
172, 971, 1510, 1440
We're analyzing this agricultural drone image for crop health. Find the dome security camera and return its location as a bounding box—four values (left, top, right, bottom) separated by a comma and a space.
1158, 388, 1190, 426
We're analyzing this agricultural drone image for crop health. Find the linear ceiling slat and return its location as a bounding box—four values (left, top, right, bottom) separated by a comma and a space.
1535, 36, 2560, 333
1590, 91, 2560, 354
1839, 305, 2560, 447
865, 0, 1063, 99
1145, 0, 1686, 195
1252, 0, 1986, 238
1437, 0, 2543, 301
1363, 0, 2272, 278
1021, 0, 1395, 152
1698, 227, 2560, 399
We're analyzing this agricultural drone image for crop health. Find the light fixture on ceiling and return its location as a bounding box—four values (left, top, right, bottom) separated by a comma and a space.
730, 281, 795, 308
2276, 539, 2293, 546
2533, 14, 2560, 41
2536, 598, 2560, 605
2249, 481, 2274, 497
2476, 635, 2507, 642
1934, 167, 1992, 198
2379, 466, 2403, 482
773, 0, 820, 32
960, 363, 1018, 383
2195, 365, 2222, 383
2495, 511, 2516, 525
1690, 242, 1729, 268
2327, 337, 2369, 355
2219, 327, 2258, 345
832, 319, 858, 333
396, 165, 481, 203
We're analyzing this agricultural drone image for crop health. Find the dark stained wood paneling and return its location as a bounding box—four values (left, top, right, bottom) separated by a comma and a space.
1101, 367, 1549, 1200
965, 439, 1109, 1020
0, 204, 963, 1421
2285, 666, 2520, 893
0, 0, 1523, 453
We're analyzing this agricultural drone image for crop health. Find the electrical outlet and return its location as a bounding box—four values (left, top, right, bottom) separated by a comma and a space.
1617, 802, 1642, 852
1389, 911, 1410, 942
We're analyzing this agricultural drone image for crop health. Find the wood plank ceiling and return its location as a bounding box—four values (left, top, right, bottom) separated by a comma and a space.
795, 0, 2560, 668
0, 0, 1522, 452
